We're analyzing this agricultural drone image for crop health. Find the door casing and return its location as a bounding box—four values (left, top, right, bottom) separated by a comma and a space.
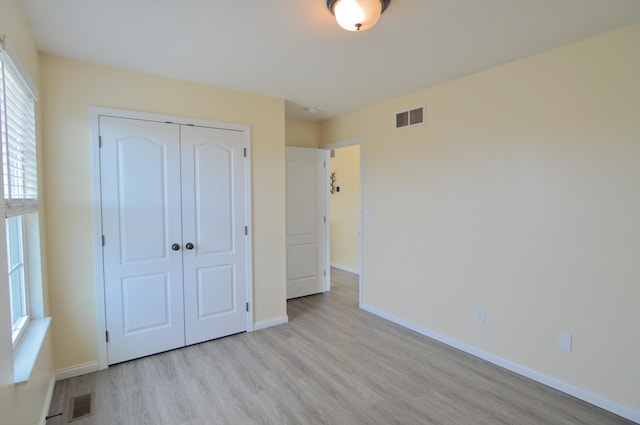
91, 107, 254, 370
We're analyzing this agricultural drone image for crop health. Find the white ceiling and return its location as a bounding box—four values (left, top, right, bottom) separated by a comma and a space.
16, 0, 640, 121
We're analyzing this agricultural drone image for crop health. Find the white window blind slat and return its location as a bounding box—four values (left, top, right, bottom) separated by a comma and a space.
4, 200, 38, 218
0, 45, 38, 217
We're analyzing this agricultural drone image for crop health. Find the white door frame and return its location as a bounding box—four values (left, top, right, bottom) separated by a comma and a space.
323, 138, 364, 308
90, 107, 254, 370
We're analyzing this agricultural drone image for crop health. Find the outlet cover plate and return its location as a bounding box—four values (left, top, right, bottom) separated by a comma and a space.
558, 332, 572, 352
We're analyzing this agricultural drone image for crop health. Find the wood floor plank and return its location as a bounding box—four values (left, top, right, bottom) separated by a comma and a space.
47, 268, 634, 424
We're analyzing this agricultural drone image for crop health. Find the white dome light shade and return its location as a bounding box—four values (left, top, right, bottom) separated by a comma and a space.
327, 0, 390, 32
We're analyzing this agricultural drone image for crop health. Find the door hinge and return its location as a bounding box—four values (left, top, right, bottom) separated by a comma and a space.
102, 235, 105, 246
244, 147, 247, 157
323, 216, 326, 223
98, 136, 102, 148
105, 331, 109, 343
245, 226, 248, 236
324, 161, 326, 168
246, 302, 249, 312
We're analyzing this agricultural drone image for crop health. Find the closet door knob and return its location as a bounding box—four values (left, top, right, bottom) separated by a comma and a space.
171, 243, 181, 251
185, 242, 194, 250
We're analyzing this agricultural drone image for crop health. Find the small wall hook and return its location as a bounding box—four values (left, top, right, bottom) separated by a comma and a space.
330, 172, 337, 194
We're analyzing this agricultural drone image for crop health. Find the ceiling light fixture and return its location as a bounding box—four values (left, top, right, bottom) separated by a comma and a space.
327, 0, 391, 32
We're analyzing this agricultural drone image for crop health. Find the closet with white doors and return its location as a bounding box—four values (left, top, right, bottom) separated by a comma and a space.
98, 114, 250, 364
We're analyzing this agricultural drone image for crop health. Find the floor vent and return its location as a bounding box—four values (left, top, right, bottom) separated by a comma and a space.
396, 106, 425, 129
68, 393, 94, 422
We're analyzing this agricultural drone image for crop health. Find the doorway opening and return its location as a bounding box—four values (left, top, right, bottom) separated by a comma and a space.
325, 139, 363, 307
284, 139, 363, 306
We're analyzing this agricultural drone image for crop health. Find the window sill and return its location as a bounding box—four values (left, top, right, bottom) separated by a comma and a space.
14, 317, 51, 385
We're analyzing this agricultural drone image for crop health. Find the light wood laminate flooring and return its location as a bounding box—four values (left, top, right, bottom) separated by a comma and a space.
47, 268, 633, 424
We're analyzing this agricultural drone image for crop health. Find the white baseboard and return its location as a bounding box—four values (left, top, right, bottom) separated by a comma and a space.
252, 315, 289, 331
39, 373, 56, 425
55, 361, 100, 381
330, 263, 360, 275
361, 303, 640, 424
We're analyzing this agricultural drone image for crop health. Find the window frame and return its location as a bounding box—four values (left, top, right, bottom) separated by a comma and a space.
7, 214, 29, 347
1, 37, 39, 351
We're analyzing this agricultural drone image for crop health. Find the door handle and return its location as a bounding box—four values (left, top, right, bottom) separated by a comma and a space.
185, 242, 194, 250
171, 243, 181, 251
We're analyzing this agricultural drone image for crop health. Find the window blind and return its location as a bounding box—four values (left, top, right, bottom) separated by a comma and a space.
0, 39, 38, 217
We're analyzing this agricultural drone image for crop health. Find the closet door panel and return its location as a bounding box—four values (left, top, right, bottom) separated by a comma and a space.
100, 117, 185, 364
181, 125, 248, 345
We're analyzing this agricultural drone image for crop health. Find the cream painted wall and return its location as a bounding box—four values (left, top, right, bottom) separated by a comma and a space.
285, 118, 321, 148
0, 0, 54, 423
329, 145, 360, 272
321, 24, 640, 413
40, 55, 287, 371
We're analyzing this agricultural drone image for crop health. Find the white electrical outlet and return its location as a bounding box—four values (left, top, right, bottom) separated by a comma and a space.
558, 332, 572, 352
475, 308, 486, 324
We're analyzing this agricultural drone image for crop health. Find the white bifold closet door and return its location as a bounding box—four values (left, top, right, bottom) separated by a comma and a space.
100, 116, 248, 365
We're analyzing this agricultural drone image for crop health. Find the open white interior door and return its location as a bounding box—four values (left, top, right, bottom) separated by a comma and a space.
285, 147, 327, 299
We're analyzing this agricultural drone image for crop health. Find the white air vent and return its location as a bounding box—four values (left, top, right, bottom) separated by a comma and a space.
396, 106, 424, 129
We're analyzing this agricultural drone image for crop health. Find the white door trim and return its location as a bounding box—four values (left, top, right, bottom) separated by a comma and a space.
324, 149, 331, 292
90, 107, 253, 370
323, 138, 364, 308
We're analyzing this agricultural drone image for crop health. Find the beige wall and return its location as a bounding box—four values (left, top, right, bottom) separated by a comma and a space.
321, 24, 640, 412
40, 55, 287, 371
329, 145, 360, 272
0, 0, 54, 423
285, 118, 321, 148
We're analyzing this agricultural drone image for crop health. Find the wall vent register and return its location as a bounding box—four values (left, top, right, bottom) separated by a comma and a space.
396, 107, 424, 128
68, 393, 94, 422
